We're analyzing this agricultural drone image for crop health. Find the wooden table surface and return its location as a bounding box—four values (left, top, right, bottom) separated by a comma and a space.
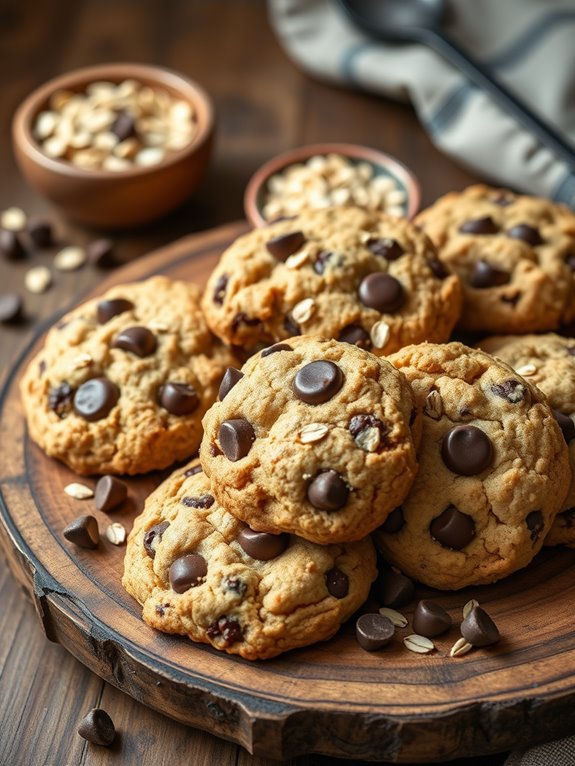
0, 1, 511, 764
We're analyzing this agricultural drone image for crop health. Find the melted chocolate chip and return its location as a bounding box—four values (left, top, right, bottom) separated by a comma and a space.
222, 575, 247, 596
169, 553, 208, 593
95, 476, 127, 512
470, 260, 510, 288
159, 382, 199, 415
459, 216, 498, 235
111, 326, 157, 357
219, 367, 244, 401
293, 360, 344, 404
376, 570, 415, 608
412, 600, 452, 638
261, 343, 293, 357
461, 606, 500, 647
366, 237, 404, 261
430, 506, 475, 550
212, 274, 228, 304
313, 250, 335, 275
63, 515, 99, 549
49, 382, 74, 418
507, 223, 544, 246
338, 324, 371, 349
441, 425, 493, 475
237, 525, 289, 560
491, 379, 526, 403
428, 258, 448, 279
96, 298, 134, 324
231, 312, 262, 334
356, 613, 394, 651
219, 418, 256, 461
307, 470, 349, 511
325, 567, 349, 598
358, 273, 404, 313
78, 708, 115, 747
143, 521, 170, 558
182, 494, 215, 509
184, 464, 203, 477
526, 510, 544, 544
73, 378, 119, 422
380, 506, 404, 534
552, 409, 575, 443
206, 616, 243, 645
266, 231, 306, 261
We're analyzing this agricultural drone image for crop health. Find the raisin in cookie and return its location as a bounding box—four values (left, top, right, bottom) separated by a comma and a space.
202, 206, 461, 355
479, 333, 575, 547
122, 462, 376, 660
199, 336, 420, 544
415, 185, 575, 334
20, 276, 236, 475
374, 342, 570, 590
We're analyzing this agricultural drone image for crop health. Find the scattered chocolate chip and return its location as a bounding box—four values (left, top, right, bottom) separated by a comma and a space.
0, 292, 24, 324
182, 494, 215, 509
358, 273, 404, 313
111, 326, 157, 357
231, 312, 262, 333
293, 360, 344, 404
219, 418, 255, 461
470, 260, 510, 288
507, 223, 544, 246
376, 571, 415, 608
266, 231, 306, 261
283, 314, 300, 337
222, 575, 247, 596
459, 216, 498, 235
526, 510, 544, 544
380, 506, 404, 534
313, 249, 334, 275
0, 229, 25, 259
206, 616, 243, 646
73, 378, 119, 422
366, 237, 404, 261
441, 425, 493, 475
218, 367, 243, 400
212, 274, 228, 304
110, 110, 136, 141
159, 382, 199, 415
430, 505, 475, 550
95, 475, 127, 512
48, 382, 74, 418
552, 409, 575, 443
325, 567, 349, 598
237, 525, 289, 560
491, 379, 527, 403
307, 470, 349, 511
184, 464, 203, 477
356, 613, 395, 651
87, 238, 116, 268
460, 606, 500, 647
338, 324, 371, 349
96, 298, 134, 324
27, 218, 53, 248
169, 553, 208, 593
261, 343, 293, 357
428, 258, 448, 279
63, 515, 99, 549
143, 521, 169, 558
413, 600, 452, 638
78, 708, 115, 746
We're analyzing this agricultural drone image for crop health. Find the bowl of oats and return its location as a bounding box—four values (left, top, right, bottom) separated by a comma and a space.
244, 143, 420, 227
12, 63, 214, 228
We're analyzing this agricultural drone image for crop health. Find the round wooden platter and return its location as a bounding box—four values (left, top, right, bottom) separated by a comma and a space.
2, 221, 575, 763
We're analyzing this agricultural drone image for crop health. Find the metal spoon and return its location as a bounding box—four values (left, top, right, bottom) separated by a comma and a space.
338, 0, 575, 168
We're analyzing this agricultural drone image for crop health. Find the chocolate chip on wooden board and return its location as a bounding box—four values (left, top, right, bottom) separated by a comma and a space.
77, 708, 116, 746
63, 515, 100, 549
356, 613, 395, 651
94, 475, 127, 512
0, 293, 24, 324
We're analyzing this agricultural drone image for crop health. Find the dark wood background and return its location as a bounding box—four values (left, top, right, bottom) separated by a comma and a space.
0, 1, 508, 764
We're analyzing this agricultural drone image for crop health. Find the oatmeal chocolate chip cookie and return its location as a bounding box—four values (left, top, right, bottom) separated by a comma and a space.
202, 206, 462, 355
122, 462, 377, 660
374, 342, 570, 590
200, 336, 420, 545
20, 276, 236, 475
479, 333, 575, 547
415, 184, 575, 333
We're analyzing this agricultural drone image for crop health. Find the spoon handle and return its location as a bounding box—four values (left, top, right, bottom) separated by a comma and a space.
429, 32, 575, 169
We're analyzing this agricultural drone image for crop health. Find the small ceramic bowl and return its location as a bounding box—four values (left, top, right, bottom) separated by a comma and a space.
12, 63, 215, 228
244, 143, 420, 228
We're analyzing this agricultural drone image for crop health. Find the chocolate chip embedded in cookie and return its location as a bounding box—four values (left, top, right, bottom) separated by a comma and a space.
20, 276, 237, 475
201, 206, 462, 355
200, 336, 420, 544
374, 342, 571, 590
415, 184, 575, 333
122, 463, 377, 660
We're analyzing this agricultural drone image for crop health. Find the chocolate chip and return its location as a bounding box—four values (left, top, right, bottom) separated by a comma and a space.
159, 382, 199, 415
0, 229, 25, 259
212, 274, 228, 304
376, 571, 415, 608
526, 510, 544, 544
237, 525, 289, 560
380, 506, 404, 534
552, 409, 575, 443
283, 314, 300, 337
293, 360, 344, 404
96, 298, 134, 324
349, 413, 388, 449
491, 379, 526, 403
169, 553, 208, 593
261, 343, 292, 357
460, 606, 500, 647
366, 237, 404, 261
307, 470, 349, 511
430, 505, 475, 550
48, 382, 74, 418
500, 292, 521, 306
73, 378, 119, 421
313, 250, 334, 275
470, 260, 510, 288
63, 515, 99, 549
87, 238, 116, 268
428, 258, 448, 279
111, 326, 157, 357
441, 425, 493, 475
110, 110, 136, 141
182, 494, 215, 509
358, 273, 404, 313
492, 194, 515, 207
218, 367, 243, 400
266, 230, 306, 261
559, 508, 575, 529
507, 223, 544, 246
78, 708, 115, 746
413, 600, 452, 638
27, 219, 53, 248
184, 464, 203, 477
219, 418, 255, 461
338, 324, 371, 349
143, 521, 170, 558
566, 253, 575, 272
0, 293, 24, 324
459, 216, 498, 235
568, 347, 575, 357
206, 616, 243, 646
209, 443, 221, 457
222, 575, 247, 596
95, 475, 127, 512
231, 312, 262, 333
356, 613, 395, 651
156, 603, 170, 617
325, 567, 349, 598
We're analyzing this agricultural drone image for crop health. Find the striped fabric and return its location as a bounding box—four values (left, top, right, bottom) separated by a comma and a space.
268, 0, 575, 208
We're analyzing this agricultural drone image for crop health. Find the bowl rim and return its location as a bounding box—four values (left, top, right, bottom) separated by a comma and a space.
12, 62, 215, 180
244, 142, 421, 226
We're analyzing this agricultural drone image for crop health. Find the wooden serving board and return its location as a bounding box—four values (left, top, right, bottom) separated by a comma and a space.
2, 221, 575, 763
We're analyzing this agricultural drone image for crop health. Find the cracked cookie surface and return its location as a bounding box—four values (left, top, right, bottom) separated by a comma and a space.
122, 462, 377, 660
202, 206, 462, 355
374, 342, 570, 589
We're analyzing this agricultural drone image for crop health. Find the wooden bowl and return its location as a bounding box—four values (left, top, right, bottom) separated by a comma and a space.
244, 142, 421, 227
12, 63, 215, 229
